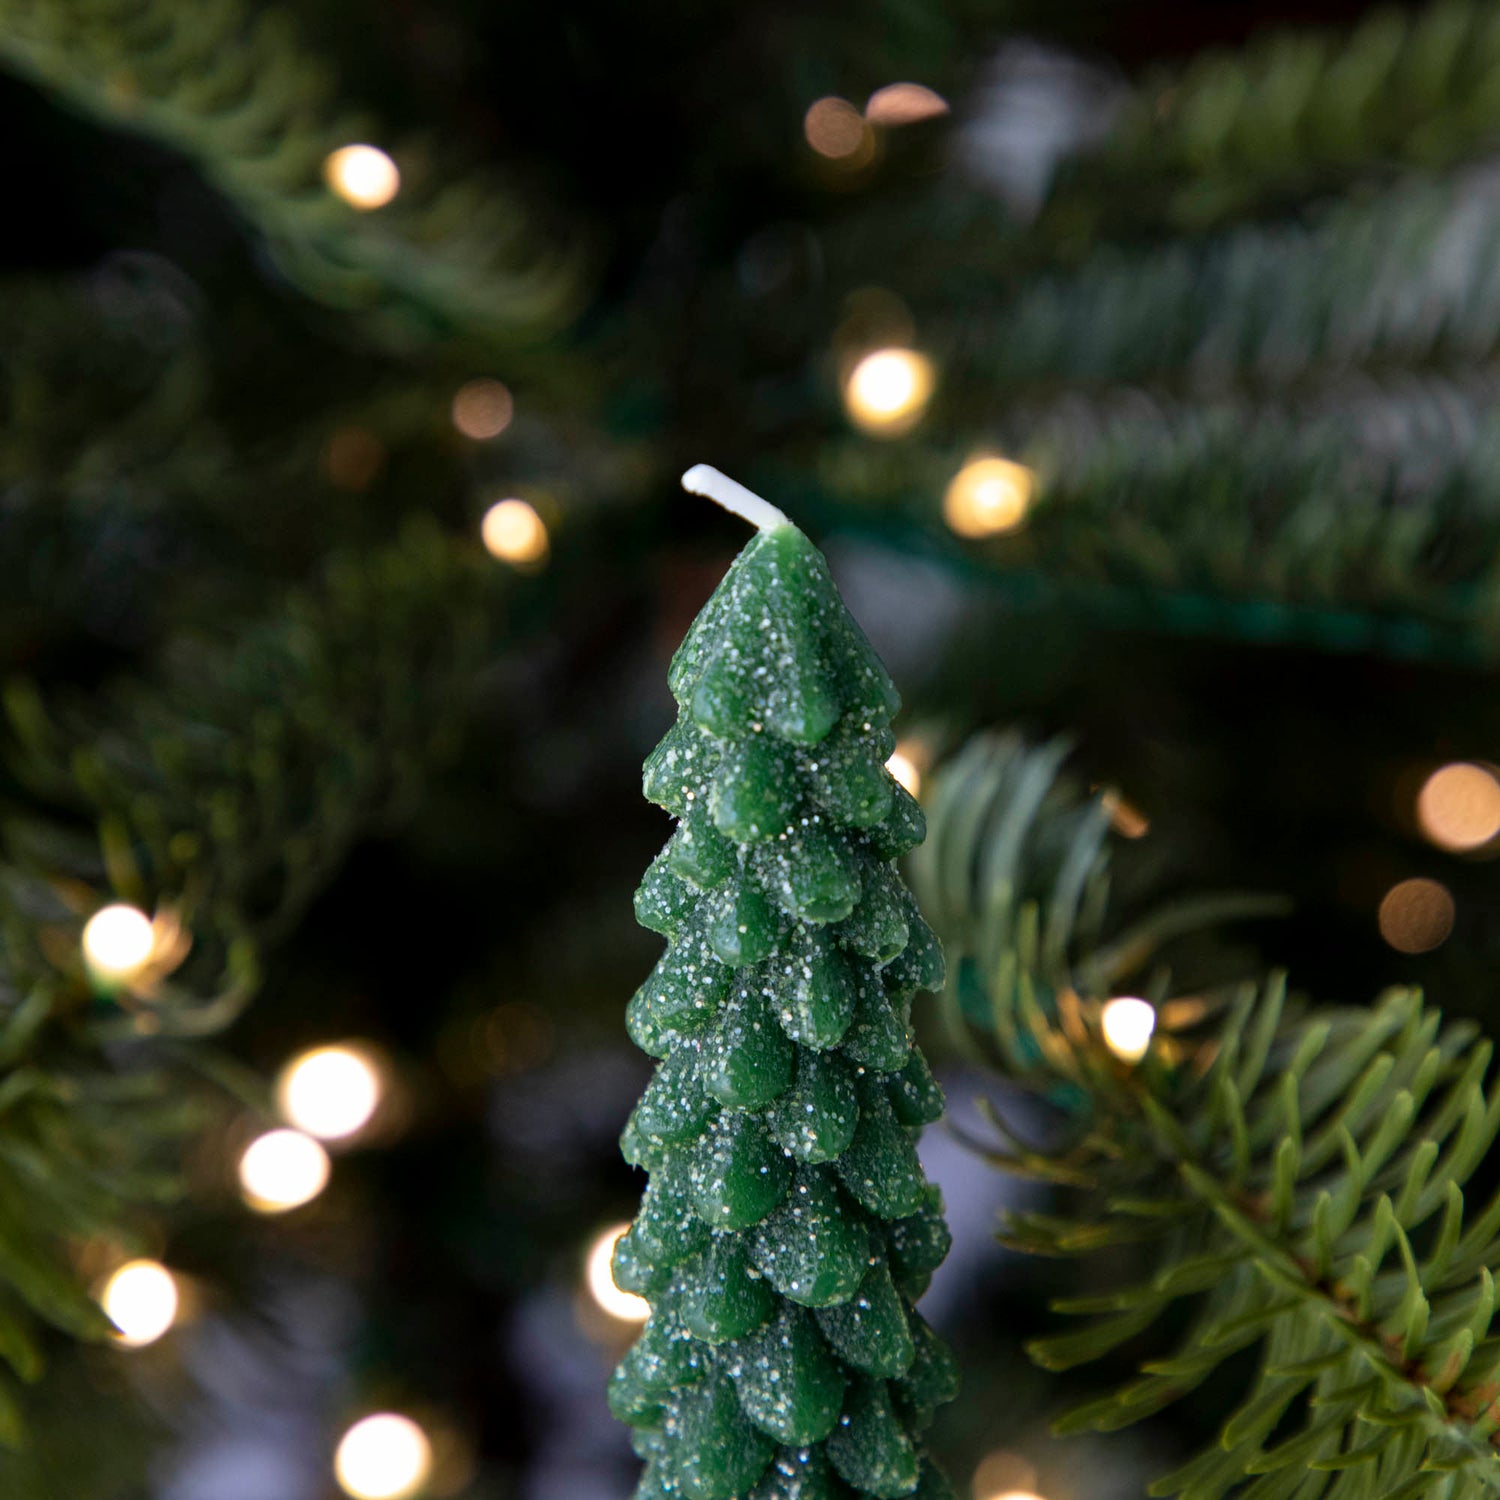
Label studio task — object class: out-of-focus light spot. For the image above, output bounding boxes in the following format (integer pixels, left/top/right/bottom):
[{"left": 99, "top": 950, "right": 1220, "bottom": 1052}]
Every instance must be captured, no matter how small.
[
  {"left": 944, "top": 457, "right": 1035, "bottom": 538},
  {"left": 99, "top": 1259, "right": 179, "bottom": 1348},
  {"left": 1379, "top": 878, "right": 1455, "bottom": 954},
  {"left": 335, "top": 1413, "right": 433, "bottom": 1500},
  {"left": 866, "top": 82, "right": 950, "bottom": 126},
  {"left": 804, "top": 97, "right": 871, "bottom": 160},
  {"left": 587, "top": 1224, "right": 650, "bottom": 1323},
  {"left": 1416, "top": 763, "right": 1500, "bottom": 852},
  {"left": 277, "top": 1045, "right": 383, "bottom": 1142},
  {"left": 451, "top": 380, "right": 514, "bottom": 440},
  {"left": 886, "top": 746, "right": 923, "bottom": 799},
  {"left": 1101, "top": 996, "right": 1156, "bottom": 1064},
  {"left": 324, "top": 426, "right": 387, "bottom": 492},
  {"left": 483, "top": 1001, "right": 554, "bottom": 1075},
  {"left": 843, "top": 348, "right": 934, "bottom": 436},
  {"left": 325, "top": 145, "right": 400, "bottom": 210},
  {"left": 972, "top": 1448, "right": 1041, "bottom": 1500},
  {"left": 1101, "top": 788, "right": 1150, "bottom": 839},
  {"left": 239, "top": 1129, "right": 331, "bottom": 1214},
  {"left": 83, "top": 904, "right": 156, "bottom": 982},
  {"left": 481, "top": 498, "right": 549, "bottom": 568}
]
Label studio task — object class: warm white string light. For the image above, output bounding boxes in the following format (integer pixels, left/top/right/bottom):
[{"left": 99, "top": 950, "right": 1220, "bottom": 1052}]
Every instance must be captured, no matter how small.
[
  {"left": 324, "top": 145, "right": 400, "bottom": 210},
  {"left": 82, "top": 903, "right": 156, "bottom": 982},
  {"left": 886, "top": 745, "right": 923, "bottom": 799},
  {"left": 99, "top": 1259, "right": 180, "bottom": 1348},
  {"left": 335, "top": 1413, "right": 433, "bottom": 1500},
  {"left": 943, "top": 456, "right": 1036, "bottom": 537},
  {"left": 480, "top": 498, "right": 549, "bottom": 566},
  {"left": 1100, "top": 996, "right": 1156, "bottom": 1064},
  {"left": 585, "top": 1223, "right": 650, "bottom": 1322},
  {"left": 277, "top": 1045, "right": 383, "bottom": 1142},
  {"left": 843, "top": 348, "right": 934, "bottom": 436},
  {"left": 238, "top": 1129, "right": 331, "bottom": 1213}
]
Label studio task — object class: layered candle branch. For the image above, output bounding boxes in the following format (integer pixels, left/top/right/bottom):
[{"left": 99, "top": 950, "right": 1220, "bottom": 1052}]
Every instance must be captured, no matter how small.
[{"left": 610, "top": 514, "right": 957, "bottom": 1500}]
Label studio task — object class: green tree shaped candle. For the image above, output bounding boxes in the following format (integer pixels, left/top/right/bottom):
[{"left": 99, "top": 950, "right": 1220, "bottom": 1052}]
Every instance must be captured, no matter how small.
[{"left": 609, "top": 466, "right": 957, "bottom": 1500}]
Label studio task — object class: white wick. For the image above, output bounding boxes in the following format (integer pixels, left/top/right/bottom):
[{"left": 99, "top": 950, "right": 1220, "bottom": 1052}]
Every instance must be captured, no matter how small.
[{"left": 681, "top": 464, "right": 791, "bottom": 531}]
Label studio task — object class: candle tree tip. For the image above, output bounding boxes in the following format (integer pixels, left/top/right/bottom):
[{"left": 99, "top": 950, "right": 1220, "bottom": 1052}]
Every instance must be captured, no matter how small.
[{"left": 681, "top": 464, "right": 791, "bottom": 532}]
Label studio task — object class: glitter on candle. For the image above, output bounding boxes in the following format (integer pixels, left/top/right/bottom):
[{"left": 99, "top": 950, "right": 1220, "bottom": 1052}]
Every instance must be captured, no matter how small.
[
  {"left": 82, "top": 903, "right": 156, "bottom": 982},
  {"left": 99, "top": 1259, "right": 179, "bottom": 1348},
  {"left": 481, "top": 498, "right": 549, "bottom": 567},
  {"left": 324, "top": 145, "right": 400, "bottom": 210},
  {"left": 335, "top": 1414, "right": 433, "bottom": 1500},
  {"left": 587, "top": 1224, "right": 650, "bottom": 1322},
  {"left": 1378, "top": 878, "right": 1455, "bottom": 954},
  {"left": 1101, "top": 996, "right": 1156, "bottom": 1063},
  {"left": 452, "top": 379, "right": 514, "bottom": 440},
  {"left": 944, "top": 457, "right": 1036, "bottom": 537},
  {"left": 238, "top": 1129, "right": 331, "bottom": 1213},
  {"left": 277, "top": 1045, "right": 383, "bottom": 1142},
  {"left": 843, "top": 349, "right": 935, "bottom": 437},
  {"left": 1416, "top": 763, "right": 1500, "bottom": 852}
]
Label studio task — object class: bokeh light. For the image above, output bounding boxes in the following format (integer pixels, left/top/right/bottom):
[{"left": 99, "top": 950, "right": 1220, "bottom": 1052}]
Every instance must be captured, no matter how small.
[
  {"left": 324, "top": 145, "right": 401, "bottom": 210},
  {"left": 804, "top": 97, "right": 871, "bottom": 160},
  {"left": 1101, "top": 788, "right": 1150, "bottom": 839},
  {"left": 99, "top": 1259, "right": 179, "bottom": 1348},
  {"left": 335, "top": 1413, "right": 433, "bottom": 1500},
  {"left": 943, "top": 457, "right": 1036, "bottom": 538},
  {"left": 82, "top": 903, "right": 156, "bottom": 982},
  {"left": 1101, "top": 996, "right": 1156, "bottom": 1063},
  {"left": 865, "top": 82, "right": 950, "bottom": 126},
  {"left": 481, "top": 498, "right": 549, "bottom": 568},
  {"left": 451, "top": 379, "right": 514, "bottom": 440},
  {"left": 843, "top": 348, "right": 934, "bottom": 436},
  {"left": 972, "top": 1449, "right": 1041, "bottom": 1500},
  {"left": 886, "top": 746, "right": 923, "bottom": 799},
  {"left": 324, "top": 426, "right": 387, "bottom": 492},
  {"left": 586, "top": 1224, "right": 650, "bottom": 1322},
  {"left": 1378, "top": 878, "right": 1455, "bottom": 954},
  {"left": 1416, "top": 762, "right": 1500, "bottom": 852},
  {"left": 238, "top": 1129, "right": 331, "bottom": 1214},
  {"left": 277, "top": 1045, "right": 383, "bottom": 1142}
]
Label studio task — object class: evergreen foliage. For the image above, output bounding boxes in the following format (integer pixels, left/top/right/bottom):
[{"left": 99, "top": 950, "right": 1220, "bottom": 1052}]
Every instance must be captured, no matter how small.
[
  {"left": 1045, "top": 0, "right": 1500, "bottom": 236},
  {"left": 0, "top": 524, "right": 501, "bottom": 1460},
  {"left": 0, "top": 0, "right": 586, "bottom": 345},
  {"left": 916, "top": 735, "right": 1500, "bottom": 1499},
  {"left": 610, "top": 520, "right": 957, "bottom": 1500}
]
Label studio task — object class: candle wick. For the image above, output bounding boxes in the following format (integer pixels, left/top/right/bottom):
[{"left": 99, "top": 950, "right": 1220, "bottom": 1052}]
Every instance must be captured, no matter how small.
[{"left": 681, "top": 464, "right": 791, "bottom": 531}]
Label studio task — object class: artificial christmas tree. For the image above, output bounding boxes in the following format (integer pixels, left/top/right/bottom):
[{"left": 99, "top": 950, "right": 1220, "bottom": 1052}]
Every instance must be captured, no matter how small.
[{"left": 607, "top": 470, "right": 957, "bottom": 1500}]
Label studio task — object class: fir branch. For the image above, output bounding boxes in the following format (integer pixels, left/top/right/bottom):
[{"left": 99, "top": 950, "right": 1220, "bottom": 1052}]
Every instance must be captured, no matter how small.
[
  {"left": 6, "top": 518, "right": 500, "bottom": 982},
  {"left": 810, "top": 365, "right": 1500, "bottom": 662},
  {"left": 915, "top": 733, "right": 1500, "bottom": 1498},
  {"left": 0, "top": 0, "right": 588, "bottom": 346},
  {"left": 1044, "top": 0, "right": 1500, "bottom": 237},
  {"left": 945, "top": 173, "right": 1500, "bottom": 403},
  {"left": 0, "top": 522, "right": 503, "bottom": 1451}
]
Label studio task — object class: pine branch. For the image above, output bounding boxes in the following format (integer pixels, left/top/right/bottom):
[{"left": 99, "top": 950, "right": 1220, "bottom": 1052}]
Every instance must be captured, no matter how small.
[
  {"left": 945, "top": 173, "right": 1500, "bottom": 404},
  {"left": 0, "top": 0, "right": 588, "bottom": 347},
  {"left": 0, "top": 522, "right": 504, "bottom": 1449},
  {"left": 915, "top": 734, "right": 1500, "bottom": 1498},
  {"left": 1043, "top": 0, "right": 1500, "bottom": 238},
  {"left": 6, "top": 518, "right": 500, "bottom": 988}
]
